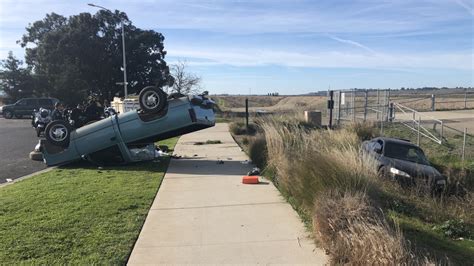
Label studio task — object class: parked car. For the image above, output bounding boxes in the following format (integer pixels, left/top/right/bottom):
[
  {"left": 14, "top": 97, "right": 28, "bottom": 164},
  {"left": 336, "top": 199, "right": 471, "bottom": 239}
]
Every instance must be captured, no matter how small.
[
  {"left": 39, "top": 86, "right": 215, "bottom": 166},
  {"left": 1, "top": 98, "right": 59, "bottom": 119},
  {"left": 361, "top": 137, "right": 446, "bottom": 192}
]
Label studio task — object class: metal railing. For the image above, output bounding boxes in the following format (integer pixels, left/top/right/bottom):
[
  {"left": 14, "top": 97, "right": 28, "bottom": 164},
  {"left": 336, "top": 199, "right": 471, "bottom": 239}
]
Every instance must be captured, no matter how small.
[{"left": 392, "top": 102, "right": 443, "bottom": 145}]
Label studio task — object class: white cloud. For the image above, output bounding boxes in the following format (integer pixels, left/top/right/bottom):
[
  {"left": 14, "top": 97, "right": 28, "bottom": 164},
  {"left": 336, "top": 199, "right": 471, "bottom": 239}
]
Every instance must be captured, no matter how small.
[
  {"left": 328, "top": 36, "right": 375, "bottom": 54},
  {"left": 168, "top": 46, "right": 473, "bottom": 70},
  {"left": 453, "top": 0, "right": 474, "bottom": 15}
]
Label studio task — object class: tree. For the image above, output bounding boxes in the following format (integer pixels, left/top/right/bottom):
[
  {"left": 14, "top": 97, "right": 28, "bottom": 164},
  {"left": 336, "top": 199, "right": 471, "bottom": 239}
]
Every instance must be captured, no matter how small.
[
  {"left": 18, "top": 11, "right": 173, "bottom": 104},
  {"left": 0, "top": 52, "right": 37, "bottom": 101},
  {"left": 169, "top": 60, "right": 201, "bottom": 95}
]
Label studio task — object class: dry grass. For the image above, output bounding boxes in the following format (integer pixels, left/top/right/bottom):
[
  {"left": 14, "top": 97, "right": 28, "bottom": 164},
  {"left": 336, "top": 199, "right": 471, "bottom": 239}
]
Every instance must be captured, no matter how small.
[
  {"left": 313, "top": 190, "right": 417, "bottom": 265},
  {"left": 219, "top": 96, "right": 326, "bottom": 113},
  {"left": 261, "top": 118, "right": 375, "bottom": 211},
  {"left": 258, "top": 117, "right": 444, "bottom": 264}
]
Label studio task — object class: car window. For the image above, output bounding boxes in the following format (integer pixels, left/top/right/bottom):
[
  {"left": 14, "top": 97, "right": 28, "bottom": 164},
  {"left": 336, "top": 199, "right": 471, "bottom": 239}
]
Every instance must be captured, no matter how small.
[
  {"left": 26, "top": 99, "right": 37, "bottom": 106},
  {"left": 16, "top": 99, "right": 27, "bottom": 106},
  {"left": 384, "top": 143, "right": 430, "bottom": 165},
  {"left": 373, "top": 141, "right": 382, "bottom": 153},
  {"left": 38, "top": 99, "right": 52, "bottom": 106}
]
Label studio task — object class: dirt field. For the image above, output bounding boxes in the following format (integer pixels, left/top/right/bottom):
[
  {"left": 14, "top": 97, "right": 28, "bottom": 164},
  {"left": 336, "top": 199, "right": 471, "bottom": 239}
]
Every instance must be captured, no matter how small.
[{"left": 215, "top": 95, "right": 327, "bottom": 113}]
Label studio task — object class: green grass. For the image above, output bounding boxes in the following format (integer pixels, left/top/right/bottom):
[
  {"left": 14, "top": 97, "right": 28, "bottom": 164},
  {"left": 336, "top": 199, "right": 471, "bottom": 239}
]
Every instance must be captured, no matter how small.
[
  {"left": 389, "top": 212, "right": 474, "bottom": 265},
  {"left": 0, "top": 137, "right": 179, "bottom": 264}
]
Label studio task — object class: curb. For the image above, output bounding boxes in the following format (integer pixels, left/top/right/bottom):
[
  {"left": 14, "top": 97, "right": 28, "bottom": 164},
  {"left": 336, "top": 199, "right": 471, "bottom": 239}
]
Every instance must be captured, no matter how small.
[{"left": 0, "top": 167, "right": 56, "bottom": 188}]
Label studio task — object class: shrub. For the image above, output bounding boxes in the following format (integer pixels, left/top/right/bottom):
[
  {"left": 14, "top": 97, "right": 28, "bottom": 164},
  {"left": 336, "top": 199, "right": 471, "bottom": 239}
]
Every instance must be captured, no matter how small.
[
  {"left": 349, "top": 122, "right": 378, "bottom": 141},
  {"left": 433, "top": 219, "right": 470, "bottom": 239},
  {"left": 248, "top": 134, "right": 267, "bottom": 168},
  {"left": 229, "top": 122, "right": 257, "bottom": 135}
]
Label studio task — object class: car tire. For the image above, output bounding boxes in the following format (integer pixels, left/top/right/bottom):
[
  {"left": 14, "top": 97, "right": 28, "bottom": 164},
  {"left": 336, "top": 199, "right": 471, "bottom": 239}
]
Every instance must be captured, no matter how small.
[
  {"left": 29, "top": 151, "right": 43, "bottom": 161},
  {"left": 45, "top": 120, "right": 72, "bottom": 147},
  {"left": 139, "top": 86, "right": 167, "bottom": 114},
  {"left": 3, "top": 110, "right": 13, "bottom": 119}
]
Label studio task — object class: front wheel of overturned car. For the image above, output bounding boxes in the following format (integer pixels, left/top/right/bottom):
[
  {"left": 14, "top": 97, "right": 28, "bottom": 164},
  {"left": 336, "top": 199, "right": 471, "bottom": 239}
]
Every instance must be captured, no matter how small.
[
  {"left": 45, "top": 120, "right": 72, "bottom": 147},
  {"left": 138, "top": 86, "right": 167, "bottom": 114}
]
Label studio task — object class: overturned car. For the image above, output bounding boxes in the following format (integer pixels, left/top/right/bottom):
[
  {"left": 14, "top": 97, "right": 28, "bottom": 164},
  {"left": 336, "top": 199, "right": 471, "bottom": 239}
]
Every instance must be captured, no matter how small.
[{"left": 39, "top": 86, "right": 215, "bottom": 166}]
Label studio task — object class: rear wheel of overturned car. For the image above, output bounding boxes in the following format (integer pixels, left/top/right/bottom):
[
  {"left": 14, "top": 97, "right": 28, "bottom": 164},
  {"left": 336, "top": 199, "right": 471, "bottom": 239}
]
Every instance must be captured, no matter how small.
[
  {"left": 139, "top": 86, "right": 167, "bottom": 114},
  {"left": 45, "top": 120, "right": 72, "bottom": 147},
  {"left": 3, "top": 110, "right": 13, "bottom": 119}
]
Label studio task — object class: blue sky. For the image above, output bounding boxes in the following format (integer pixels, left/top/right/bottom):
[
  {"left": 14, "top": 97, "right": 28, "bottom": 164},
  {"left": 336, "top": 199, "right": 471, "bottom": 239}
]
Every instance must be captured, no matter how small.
[{"left": 0, "top": 0, "right": 473, "bottom": 94}]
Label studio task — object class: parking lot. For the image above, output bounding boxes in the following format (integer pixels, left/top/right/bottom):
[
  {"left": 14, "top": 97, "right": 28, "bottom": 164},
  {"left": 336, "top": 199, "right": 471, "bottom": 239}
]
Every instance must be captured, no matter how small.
[{"left": 0, "top": 118, "right": 46, "bottom": 183}]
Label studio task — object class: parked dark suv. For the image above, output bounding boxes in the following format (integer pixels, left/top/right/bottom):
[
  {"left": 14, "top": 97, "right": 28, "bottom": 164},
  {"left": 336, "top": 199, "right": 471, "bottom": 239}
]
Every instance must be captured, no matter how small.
[
  {"left": 0, "top": 98, "right": 59, "bottom": 119},
  {"left": 362, "top": 137, "right": 446, "bottom": 192}
]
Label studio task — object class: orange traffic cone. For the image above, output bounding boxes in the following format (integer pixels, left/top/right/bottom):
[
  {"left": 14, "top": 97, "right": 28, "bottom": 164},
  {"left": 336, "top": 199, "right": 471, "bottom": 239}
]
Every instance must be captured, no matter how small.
[{"left": 242, "top": 175, "right": 259, "bottom": 184}]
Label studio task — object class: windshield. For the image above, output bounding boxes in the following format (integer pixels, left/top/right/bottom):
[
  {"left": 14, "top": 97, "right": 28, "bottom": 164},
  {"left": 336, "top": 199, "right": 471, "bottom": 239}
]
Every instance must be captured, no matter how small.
[{"left": 384, "top": 143, "right": 430, "bottom": 165}]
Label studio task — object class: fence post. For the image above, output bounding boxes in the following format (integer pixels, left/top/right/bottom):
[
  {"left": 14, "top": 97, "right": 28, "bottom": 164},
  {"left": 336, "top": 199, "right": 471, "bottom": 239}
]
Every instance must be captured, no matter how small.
[
  {"left": 389, "top": 102, "right": 394, "bottom": 122},
  {"left": 380, "top": 102, "right": 384, "bottom": 134},
  {"left": 431, "top": 94, "right": 436, "bottom": 111},
  {"left": 462, "top": 128, "right": 467, "bottom": 165},
  {"left": 352, "top": 90, "right": 356, "bottom": 121},
  {"left": 245, "top": 98, "right": 249, "bottom": 131},
  {"left": 440, "top": 120, "right": 444, "bottom": 143},
  {"left": 417, "top": 117, "right": 421, "bottom": 146},
  {"left": 376, "top": 89, "right": 380, "bottom": 120},
  {"left": 363, "top": 90, "right": 368, "bottom": 121},
  {"left": 337, "top": 91, "right": 342, "bottom": 125},
  {"left": 465, "top": 89, "right": 468, "bottom": 109},
  {"left": 328, "top": 90, "right": 334, "bottom": 129}
]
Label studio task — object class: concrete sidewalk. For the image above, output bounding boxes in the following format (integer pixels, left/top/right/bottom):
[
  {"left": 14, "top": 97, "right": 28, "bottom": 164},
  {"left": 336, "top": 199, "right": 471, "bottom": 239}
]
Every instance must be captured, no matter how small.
[{"left": 128, "top": 123, "right": 327, "bottom": 264}]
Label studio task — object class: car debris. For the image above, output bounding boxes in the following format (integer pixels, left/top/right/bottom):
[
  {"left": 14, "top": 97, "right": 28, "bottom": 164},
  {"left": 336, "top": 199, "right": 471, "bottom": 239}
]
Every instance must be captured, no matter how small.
[
  {"left": 247, "top": 167, "right": 261, "bottom": 176},
  {"left": 37, "top": 87, "right": 216, "bottom": 166}
]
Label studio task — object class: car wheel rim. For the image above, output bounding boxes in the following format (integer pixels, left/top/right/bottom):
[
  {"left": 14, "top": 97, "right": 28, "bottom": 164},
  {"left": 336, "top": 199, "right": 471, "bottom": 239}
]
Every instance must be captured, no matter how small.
[
  {"left": 142, "top": 91, "right": 160, "bottom": 109},
  {"left": 49, "top": 125, "right": 67, "bottom": 142}
]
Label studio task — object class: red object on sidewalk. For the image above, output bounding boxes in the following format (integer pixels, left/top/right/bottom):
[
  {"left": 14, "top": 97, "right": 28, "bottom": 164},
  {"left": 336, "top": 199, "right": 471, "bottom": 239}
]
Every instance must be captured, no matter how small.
[{"left": 242, "top": 175, "right": 259, "bottom": 184}]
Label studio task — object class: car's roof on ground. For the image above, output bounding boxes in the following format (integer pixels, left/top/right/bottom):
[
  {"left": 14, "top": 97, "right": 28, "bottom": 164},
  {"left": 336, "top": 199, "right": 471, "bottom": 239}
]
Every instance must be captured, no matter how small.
[{"left": 376, "top": 137, "right": 418, "bottom": 147}]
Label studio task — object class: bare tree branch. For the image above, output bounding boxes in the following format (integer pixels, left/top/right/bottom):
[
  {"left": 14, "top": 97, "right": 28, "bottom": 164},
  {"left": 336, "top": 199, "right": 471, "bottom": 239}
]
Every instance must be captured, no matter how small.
[{"left": 169, "top": 60, "right": 201, "bottom": 95}]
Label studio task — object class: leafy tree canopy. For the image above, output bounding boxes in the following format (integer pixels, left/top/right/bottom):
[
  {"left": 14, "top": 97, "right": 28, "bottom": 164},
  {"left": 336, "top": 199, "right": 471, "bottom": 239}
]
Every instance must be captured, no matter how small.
[
  {"left": 18, "top": 11, "right": 173, "bottom": 104},
  {"left": 0, "top": 52, "right": 39, "bottom": 101}
]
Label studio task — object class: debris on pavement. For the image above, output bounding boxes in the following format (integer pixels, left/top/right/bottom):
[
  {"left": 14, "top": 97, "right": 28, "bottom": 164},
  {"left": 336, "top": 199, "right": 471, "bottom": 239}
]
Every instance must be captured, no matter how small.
[
  {"left": 247, "top": 167, "right": 261, "bottom": 176},
  {"left": 241, "top": 160, "right": 251, "bottom": 164},
  {"left": 217, "top": 160, "right": 224, "bottom": 164}
]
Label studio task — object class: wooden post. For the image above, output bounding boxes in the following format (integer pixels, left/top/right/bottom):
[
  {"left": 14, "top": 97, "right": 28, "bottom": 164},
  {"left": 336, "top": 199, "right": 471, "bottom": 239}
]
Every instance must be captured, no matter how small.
[
  {"left": 363, "top": 90, "right": 368, "bottom": 121},
  {"left": 431, "top": 94, "right": 436, "bottom": 111},
  {"left": 462, "top": 128, "right": 467, "bottom": 164},
  {"left": 464, "top": 89, "right": 468, "bottom": 109},
  {"left": 417, "top": 117, "right": 421, "bottom": 146},
  {"left": 245, "top": 98, "right": 249, "bottom": 131},
  {"left": 328, "top": 90, "right": 334, "bottom": 128}
]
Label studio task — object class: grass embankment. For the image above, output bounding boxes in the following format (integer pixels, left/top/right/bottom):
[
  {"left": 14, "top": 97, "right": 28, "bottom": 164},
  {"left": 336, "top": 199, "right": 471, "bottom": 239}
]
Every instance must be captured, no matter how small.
[
  {"left": 231, "top": 119, "right": 473, "bottom": 265},
  {"left": 0, "top": 137, "right": 178, "bottom": 264}
]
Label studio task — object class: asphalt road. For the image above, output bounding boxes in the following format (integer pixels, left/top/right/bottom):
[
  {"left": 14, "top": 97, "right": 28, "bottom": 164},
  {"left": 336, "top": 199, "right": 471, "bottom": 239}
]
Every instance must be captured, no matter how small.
[{"left": 0, "top": 117, "right": 47, "bottom": 183}]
